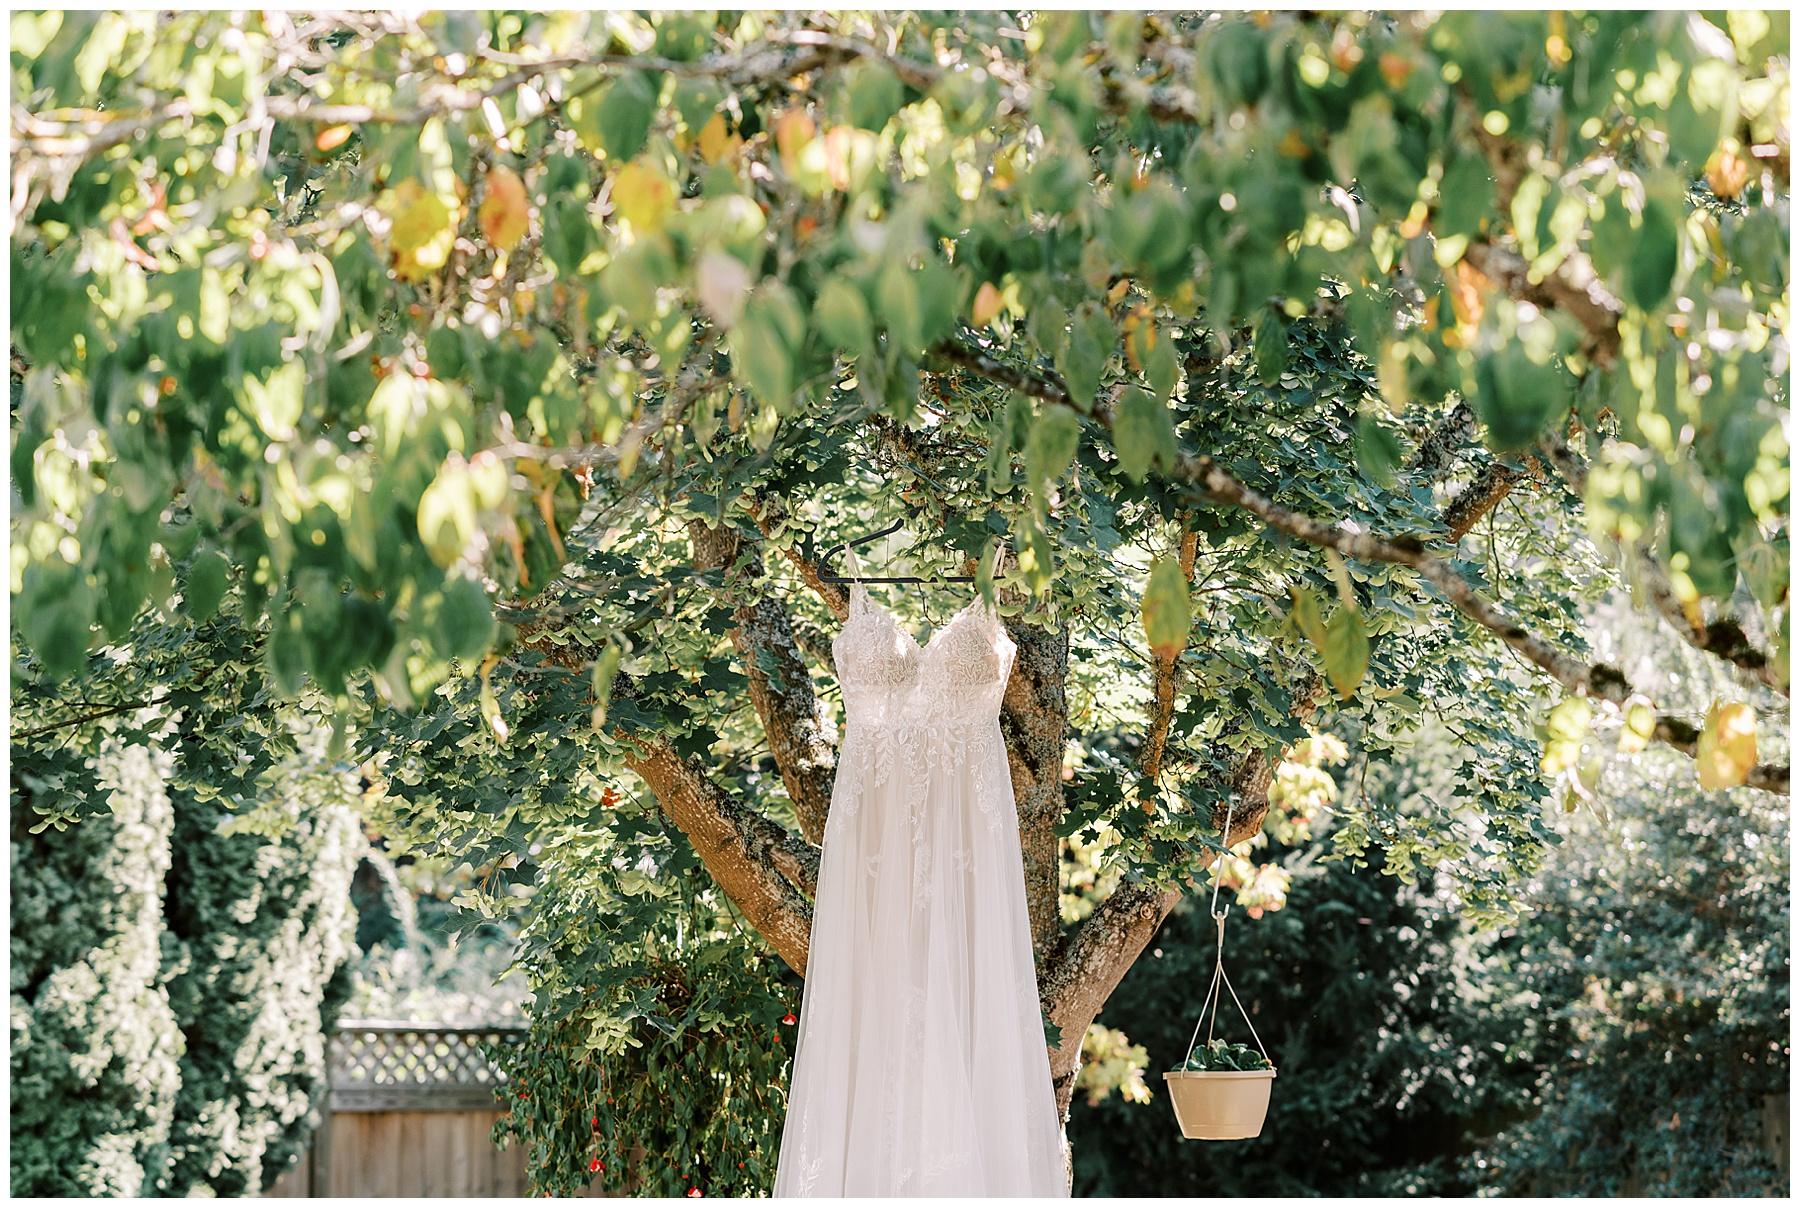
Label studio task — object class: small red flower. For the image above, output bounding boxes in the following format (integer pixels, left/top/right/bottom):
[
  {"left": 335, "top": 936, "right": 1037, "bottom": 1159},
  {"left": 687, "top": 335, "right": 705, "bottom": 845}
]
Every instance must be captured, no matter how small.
[
  {"left": 589, "top": 1159, "right": 602, "bottom": 1173},
  {"left": 687, "top": 1188, "right": 703, "bottom": 1198},
  {"left": 782, "top": 1013, "right": 797, "bottom": 1025},
  {"left": 591, "top": 1117, "right": 599, "bottom": 1128}
]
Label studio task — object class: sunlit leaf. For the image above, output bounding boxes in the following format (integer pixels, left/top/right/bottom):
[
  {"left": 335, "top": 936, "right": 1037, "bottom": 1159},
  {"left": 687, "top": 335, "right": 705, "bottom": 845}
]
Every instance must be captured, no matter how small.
[{"left": 1142, "top": 555, "right": 1191, "bottom": 661}]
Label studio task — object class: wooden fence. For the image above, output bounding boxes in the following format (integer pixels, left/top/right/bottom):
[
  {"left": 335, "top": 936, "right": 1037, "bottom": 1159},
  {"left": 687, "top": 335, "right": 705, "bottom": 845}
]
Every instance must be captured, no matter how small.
[{"left": 267, "top": 1020, "right": 601, "bottom": 1198}]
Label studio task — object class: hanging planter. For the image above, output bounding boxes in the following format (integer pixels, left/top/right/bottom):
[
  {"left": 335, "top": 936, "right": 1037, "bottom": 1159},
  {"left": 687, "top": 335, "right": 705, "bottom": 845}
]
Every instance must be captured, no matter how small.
[
  {"left": 1165, "top": 802, "right": 1276, "bottom": 1142},
  {"left": 1163, "top": 1043, "right": 1275, "bottom": 1140}
]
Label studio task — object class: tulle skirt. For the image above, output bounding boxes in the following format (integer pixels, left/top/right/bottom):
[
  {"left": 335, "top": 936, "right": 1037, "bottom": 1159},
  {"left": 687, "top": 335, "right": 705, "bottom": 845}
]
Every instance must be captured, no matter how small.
[{"left": 773, "top": 715, "right": 1067, "bottom": 1197}]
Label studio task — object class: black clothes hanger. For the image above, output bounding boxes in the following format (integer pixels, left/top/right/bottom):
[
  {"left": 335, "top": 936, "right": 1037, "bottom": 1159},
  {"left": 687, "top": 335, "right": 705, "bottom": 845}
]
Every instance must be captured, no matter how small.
[{"left": 815, "top": 519, "right": 976, "bottom": 584}]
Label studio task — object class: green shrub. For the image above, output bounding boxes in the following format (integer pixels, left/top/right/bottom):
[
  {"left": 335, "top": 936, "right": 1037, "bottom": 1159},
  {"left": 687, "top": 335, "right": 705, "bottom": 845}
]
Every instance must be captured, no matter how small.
[
  {"left": 11, "top": 605, "right": 364, "bottom": 1196},
  {"left": 11, "top": 740, "right": 185, "bottom": 1196},
  {"left": 1469, "top": 751, "right": 1790, "bottom": 1196},
  {"left": 160, "top": 740, "right": 362, "bottom": 1196}
]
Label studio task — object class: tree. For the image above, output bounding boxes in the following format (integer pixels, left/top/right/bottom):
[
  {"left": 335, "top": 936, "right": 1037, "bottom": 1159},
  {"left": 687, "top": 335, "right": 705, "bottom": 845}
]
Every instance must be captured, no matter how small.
[{"left": 10, "top": 9, "right": 1788, "bottom": 1181}]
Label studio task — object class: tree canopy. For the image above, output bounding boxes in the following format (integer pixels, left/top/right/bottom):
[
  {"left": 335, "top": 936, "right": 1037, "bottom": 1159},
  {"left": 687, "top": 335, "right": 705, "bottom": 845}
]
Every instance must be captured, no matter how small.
[{"left": 10, "top": 8, "right": 1790, "bottom": 1189}]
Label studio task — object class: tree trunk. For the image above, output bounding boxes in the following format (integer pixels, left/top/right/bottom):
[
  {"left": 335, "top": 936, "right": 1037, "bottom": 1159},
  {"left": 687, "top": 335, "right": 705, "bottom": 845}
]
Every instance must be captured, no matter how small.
[{"left": 1001, "top": 616, "right": 1071, "bottom": 961}]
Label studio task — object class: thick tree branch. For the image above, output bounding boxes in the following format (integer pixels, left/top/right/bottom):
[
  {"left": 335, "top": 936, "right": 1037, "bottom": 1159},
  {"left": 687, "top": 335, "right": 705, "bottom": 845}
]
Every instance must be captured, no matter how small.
[
  {"left": 511, "top": 626, "right": 822, "bottom": 915},
  {"left": 1442, "top": 460, "right": 1523, "bottom": 542},
  {"left": 1633, "top": 544, "right": 1788, "bottom": 696},
  {"left": 747, "top": 497, "right": 850, "bottom": 623},
  {"left": 691, "top": 520, "right": 839, "bottom": 845},
  {"left": 933, "top": 339, "right": 1789, "bottom": 794},
  {"left": 620, "top": 736, "right": 818, "bottom": 973},
  {"left": 1038, "top": 773, "right": 1272, "bottom": 1118}
]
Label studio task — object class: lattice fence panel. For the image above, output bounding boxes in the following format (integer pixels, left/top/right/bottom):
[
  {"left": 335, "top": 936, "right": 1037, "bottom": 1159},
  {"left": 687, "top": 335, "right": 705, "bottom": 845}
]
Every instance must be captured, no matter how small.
[{"left": 328, "top": 1023, "right": 526, "bottom": 1111}]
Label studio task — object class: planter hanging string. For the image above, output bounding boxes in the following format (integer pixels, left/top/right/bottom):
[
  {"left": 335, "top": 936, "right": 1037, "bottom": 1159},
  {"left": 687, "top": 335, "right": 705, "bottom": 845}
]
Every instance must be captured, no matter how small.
[{"left": 1182, "top": 797, "right": 1271, "bottom": 1068}]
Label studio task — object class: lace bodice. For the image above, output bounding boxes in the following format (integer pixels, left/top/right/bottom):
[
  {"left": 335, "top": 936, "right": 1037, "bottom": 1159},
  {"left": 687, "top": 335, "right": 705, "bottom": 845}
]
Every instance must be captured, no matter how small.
[{"left": 832, "top": 585, "right": 1016, "bottom": 727}]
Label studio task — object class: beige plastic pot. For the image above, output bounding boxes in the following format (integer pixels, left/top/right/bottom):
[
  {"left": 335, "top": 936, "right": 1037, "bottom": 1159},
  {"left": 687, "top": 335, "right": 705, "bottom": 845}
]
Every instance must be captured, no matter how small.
[{"left": 1162, "top": 1068, "right": 1277, "bottom": 1140}]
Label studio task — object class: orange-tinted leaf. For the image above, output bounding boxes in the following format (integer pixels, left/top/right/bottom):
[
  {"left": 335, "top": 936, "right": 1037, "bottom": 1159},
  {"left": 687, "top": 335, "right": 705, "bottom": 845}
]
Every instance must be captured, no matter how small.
[
  {"left": 478, "top": 165, "right": 530, "bottom": 251},
  {"left": 972, "top": 281, "right": 1005, "bottom": 328},
  {"left": 1696, "top": 699, "right": 1757, "bottom": 789}
]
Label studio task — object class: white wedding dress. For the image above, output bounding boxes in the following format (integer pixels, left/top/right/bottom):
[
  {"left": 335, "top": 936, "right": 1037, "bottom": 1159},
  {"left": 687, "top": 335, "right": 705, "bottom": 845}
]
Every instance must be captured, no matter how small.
[{"left": 774, "top": 574, "right": 1067, "bottom": 1197}]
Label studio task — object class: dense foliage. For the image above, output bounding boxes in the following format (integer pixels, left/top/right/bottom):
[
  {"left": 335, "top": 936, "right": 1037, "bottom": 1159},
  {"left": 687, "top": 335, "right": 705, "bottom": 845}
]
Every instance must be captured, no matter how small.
[
  {"left": 1470, "top": 761, "right": 1790, "bottom": 1195},
  {"left": 10, "top": 8, "right": 1789, "bottom": 1195},
  {"left": 1068, "top": 809, "right": 1534, "bottom": 1197},
  {"left": 11, "top": 740, "right": 184, "bottom": 1196},
  {"left": 10, "top": 610, "right": 363, "bottom": 1196},
  {"left": 159, "top": 744, "right": 361, "bottom": 1195},
  {"left": 484, "top": 807, "right": 797, "bottom": 1197}
]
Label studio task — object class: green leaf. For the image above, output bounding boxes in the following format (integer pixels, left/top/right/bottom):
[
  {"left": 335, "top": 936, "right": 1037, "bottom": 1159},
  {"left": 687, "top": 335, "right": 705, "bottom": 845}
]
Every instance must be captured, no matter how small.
[
  {"left": 813, "top": 276, "right": 872, "bottom": 353},
  {"left": 1473, "top": 345, "right": 1571, "bottom": 452},
  {"left": 1288, "top": 584, "right": 1326, "bottom": 649},
  {"left": 591, "top": 642, "right": 624, "bottom": 730},
  {"left": 1141, "top": 555, "right": 1191, "bottom": 661},
  {"left": 1056, "top": 303, "right": 1115, "bottom": 412},
  {"left": 17, "top": 561, "right": 95, "bottom": 680},
  {"left": 1253, "top": 310, "right": 1288, "bottom": 385},
  {"left": 1111, "top": 386, "right": 1179, "bottom": 482},
  {"left": 433, "top": 574, "right": 497, "bottom": 661},
  {"left": 595, "top": 71, "right": 660, "bottom": 162},
  {"left": 1436, "top": 152, "right": 1494, "bottom": 239},
  {"left": 183, "top": 549, "right": 231, "bottom": 622},
  {"left": 1625, "top": 199, "right": 1680, "bottom": 312},
  {"left": 1205, "top": 22, "right": 1270, "bottom": 108},
  {"left": 846, "top": 61, "right": 905, "bottom": 131},
  {"left": 1322, "top": 607, "right": 1369, "bottom": 701},
  {"left": 877, "top": 258, "right": 927, "bottom": 355},
  {"left": 1355, "top": 412, "right": 1404, "bottom": 486},
  {"left": 1024, "top": 403, "right": 1082, "bottom": 512},
  {"left": 1144, "top": 332, "right": 1180, "bottom": 401},
  {"left": 729, "top": 290, "right": 800, "bottom": 408},
  {"left": 267, "top": 616, "right": 308, "bottom": 697},
  {"left": 542, "top": 195, "right": 592, "bottom": 273}
]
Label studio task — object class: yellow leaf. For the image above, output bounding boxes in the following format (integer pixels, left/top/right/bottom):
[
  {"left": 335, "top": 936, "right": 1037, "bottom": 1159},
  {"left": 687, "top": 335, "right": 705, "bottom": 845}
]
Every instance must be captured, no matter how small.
[
  {"left": 384, "top": 179, "right": 456, "bottom": 281},
  {"left": 611, "top": 159, "right": 674, "bottom": 233},
  {"left": 697, "top": 112, "right": 742, "bottom": 164},
  {"left": 1540, "top": 696, "right": 1590, "bottom": 775},
  {"left": 316, "top": 124, "right": 354, "bottom": 152},
  {"left": 1617, "top": 700, "right": 1656, "bottom": 755},
  {"left": 1696, "top": 700, "right": 1757, "bottom": 789},
  {"left": 1706, "top": 146, "right": 1750, "bottom": 202},
  {"left": 478, "top": 164, "right": 530, "bottom": 251},
  {"left": 972, "top": 281, "right": 1006, "bottom": 328},
  {"left": 1288, "top": 584, "right": 1326, "bottom": 650},
  {"left": 1141, "top": 555, "right": 1191, "bottom": 662},
  {"left": 387, "top": 181, "right": 450, "bottom": 252},
  {"left": 479, "top": 656, "right": 509, "bottom": 743}
]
